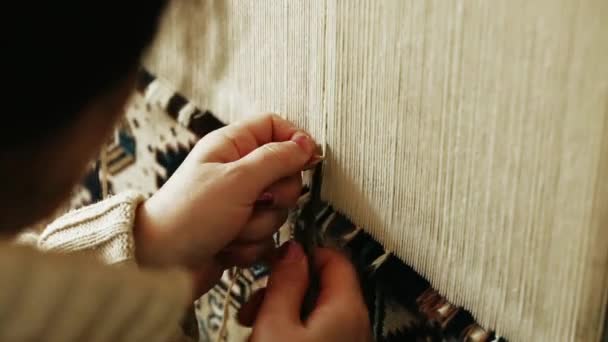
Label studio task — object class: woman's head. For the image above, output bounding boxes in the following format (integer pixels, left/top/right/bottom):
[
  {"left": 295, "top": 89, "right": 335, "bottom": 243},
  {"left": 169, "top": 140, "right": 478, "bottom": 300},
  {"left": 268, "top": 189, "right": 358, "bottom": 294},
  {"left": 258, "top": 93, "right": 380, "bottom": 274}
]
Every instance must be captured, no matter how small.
[{"left": 0, "top": 1, "right": 166, "bottom": 231}]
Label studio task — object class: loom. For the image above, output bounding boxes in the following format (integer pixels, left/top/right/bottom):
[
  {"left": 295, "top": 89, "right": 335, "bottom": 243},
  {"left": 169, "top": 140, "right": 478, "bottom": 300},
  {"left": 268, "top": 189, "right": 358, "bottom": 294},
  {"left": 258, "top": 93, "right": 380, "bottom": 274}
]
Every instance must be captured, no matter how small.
[{"left": 143, "top": 1, "right": 608, "bottom": 340}]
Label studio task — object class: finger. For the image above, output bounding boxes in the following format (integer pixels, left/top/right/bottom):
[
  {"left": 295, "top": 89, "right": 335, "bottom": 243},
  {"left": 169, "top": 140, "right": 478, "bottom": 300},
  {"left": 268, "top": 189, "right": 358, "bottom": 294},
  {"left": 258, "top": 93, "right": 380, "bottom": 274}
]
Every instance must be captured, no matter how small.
[
  {"left": 229, "top": 134, "right": 316, "bottom": 198},
  {"left": 190, "top": 262, "right": 225, "bottom": 300},
  {"left": 217, "top": 239, "right": 276, "bottom": 267},
  {"left": 236, "top": 113, "right": 302, "bottom": 145},
  {"left": 238, "top": 288, "right": 266, "bottom": 327},
  {"left": 309, "top": 248, "right": 366, "bottom": 317},
  {"left": 191, "top": 113, "right": 303, "bottom": 163},
  {"left": 313, "top": 248, "right": 362, "bottom": 304},
  {"left": 235, "top": 209, "right": 288, "bottom": 243},
  {"left": 256, "top": 241, "right": 309, "bottom": 326},
  {"left": 261, "top": 174, "right": 302, "bottom": 209}
]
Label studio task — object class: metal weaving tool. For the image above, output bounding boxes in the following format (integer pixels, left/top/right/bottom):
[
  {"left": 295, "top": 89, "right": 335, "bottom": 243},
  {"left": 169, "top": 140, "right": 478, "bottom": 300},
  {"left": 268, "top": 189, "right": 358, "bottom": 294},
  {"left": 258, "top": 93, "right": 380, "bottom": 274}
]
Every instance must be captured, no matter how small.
[{"left": 294, "top": 161, "right": 324, "bottom": 320}]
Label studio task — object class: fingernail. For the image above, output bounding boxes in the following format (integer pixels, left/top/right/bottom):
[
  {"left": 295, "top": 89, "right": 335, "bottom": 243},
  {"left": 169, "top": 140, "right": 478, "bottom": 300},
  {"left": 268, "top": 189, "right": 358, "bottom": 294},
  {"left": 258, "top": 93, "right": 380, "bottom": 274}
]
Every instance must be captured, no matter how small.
[
  {"left": 254, "top": 192, "right": 274, "bottom": 207},
  {"left": 303, "top": 154, "right": 325, "bottom": 170},
  {"left": 279, "top": 241, "right": 303, "bottom": 263},
  {"left": 291, "top": 132, "right": 313, "bottom": 153}
]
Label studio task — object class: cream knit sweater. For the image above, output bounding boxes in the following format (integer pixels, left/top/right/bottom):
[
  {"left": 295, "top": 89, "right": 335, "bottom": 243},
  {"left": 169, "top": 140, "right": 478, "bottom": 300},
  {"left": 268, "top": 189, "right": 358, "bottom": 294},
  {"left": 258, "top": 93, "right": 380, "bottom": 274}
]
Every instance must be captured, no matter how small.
[{"left": 2, "top": 191, "right": 194, "bottom": 342}]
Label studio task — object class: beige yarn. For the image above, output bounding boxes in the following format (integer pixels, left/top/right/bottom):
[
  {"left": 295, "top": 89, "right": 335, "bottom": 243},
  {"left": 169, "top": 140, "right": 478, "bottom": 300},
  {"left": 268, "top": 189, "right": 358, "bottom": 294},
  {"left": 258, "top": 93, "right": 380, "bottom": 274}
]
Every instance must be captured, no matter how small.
[{"left": 216, "top": 268, "right": 239, "bottom": 342}]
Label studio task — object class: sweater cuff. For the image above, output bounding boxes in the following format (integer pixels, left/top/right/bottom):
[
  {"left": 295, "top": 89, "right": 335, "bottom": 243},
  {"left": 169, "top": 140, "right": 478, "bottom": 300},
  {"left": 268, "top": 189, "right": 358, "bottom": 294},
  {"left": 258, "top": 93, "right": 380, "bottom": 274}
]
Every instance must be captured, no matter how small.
[{"left": 37, "top": 191, "right": 146, "bottom": 265}]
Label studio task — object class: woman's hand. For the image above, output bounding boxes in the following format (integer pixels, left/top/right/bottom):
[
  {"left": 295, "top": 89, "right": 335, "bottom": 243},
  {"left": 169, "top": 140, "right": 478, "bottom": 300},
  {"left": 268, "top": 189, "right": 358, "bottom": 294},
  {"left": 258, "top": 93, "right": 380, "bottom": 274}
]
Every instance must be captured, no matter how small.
[
  {"left": 240, "top": 242, "right": 372, "bottom": 342},
  {"left": 133, "top": 114, "right": 319, "bottom": 295}
]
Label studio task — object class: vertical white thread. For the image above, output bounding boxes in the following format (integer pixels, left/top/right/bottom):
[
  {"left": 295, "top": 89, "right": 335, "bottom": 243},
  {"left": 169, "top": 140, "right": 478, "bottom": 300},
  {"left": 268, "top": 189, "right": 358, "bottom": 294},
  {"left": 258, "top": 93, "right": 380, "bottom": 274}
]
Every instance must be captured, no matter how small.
[{"left": 216, "top": 268, "right": 238, "bottom": 342}]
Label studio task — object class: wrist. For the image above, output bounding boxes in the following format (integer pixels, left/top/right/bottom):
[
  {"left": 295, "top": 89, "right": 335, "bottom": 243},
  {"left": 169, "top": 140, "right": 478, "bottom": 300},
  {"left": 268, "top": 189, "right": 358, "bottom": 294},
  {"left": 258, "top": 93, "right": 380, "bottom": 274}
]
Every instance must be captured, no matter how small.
[{"left": 133, "top": 199, "right": 168, "bottom": 267}]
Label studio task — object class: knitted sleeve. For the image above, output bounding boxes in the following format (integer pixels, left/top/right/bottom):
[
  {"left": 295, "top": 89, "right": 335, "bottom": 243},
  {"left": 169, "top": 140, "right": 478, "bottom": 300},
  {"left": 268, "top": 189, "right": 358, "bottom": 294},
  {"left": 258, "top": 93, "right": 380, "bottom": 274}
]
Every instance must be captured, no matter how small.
[
  {"left": 17, "top": 191, "right": 145, "bottom": 265},
  {"left": 6, "top": 192, "right": 196, "bottom": 341},
  {"left": 0, "top": 244, "right": 193, "bottom": 342}
]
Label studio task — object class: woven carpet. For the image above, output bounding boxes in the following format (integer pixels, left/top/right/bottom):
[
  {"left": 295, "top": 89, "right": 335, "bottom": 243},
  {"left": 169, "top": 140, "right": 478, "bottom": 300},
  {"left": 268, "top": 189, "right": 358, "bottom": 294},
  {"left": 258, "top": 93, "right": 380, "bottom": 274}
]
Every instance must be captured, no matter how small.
[{"left": 68, "top": 69, "right": 506, "bottom": 342}]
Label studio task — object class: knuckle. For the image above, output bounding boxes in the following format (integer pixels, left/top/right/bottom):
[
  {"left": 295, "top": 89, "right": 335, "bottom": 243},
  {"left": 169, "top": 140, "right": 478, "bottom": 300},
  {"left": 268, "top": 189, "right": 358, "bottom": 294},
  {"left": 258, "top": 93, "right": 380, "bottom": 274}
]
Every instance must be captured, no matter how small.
[
  {"left": 260, "top": 143, "right": 287, "bottom": 162},
  {"left": 263, "top": 142, "right": 302, "bottom": 165},
  {"left": 261, "top": 112, "right": 281, "bottom": 121},
  {"left": 191, "top": 132, "right": 215, "bottom": 153},
  {"left": 198, "top": 128, "right": 224, "bottom": 146},
  {"left": 223, "top": 162, "right": 248, "bottom": 182},
  {"left": 251, "top": 112, "right": 279, "bottom": 127},
  {"left": 191, "top": 130, "right": 226, "bottom": 160}
]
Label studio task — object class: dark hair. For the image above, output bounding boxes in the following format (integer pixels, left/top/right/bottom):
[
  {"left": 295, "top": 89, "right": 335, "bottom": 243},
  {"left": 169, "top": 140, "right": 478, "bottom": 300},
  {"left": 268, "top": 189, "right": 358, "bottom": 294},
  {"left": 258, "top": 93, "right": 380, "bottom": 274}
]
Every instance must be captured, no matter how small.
[{"left": 1, "top": 1, "right": 166, "bottom": 146}]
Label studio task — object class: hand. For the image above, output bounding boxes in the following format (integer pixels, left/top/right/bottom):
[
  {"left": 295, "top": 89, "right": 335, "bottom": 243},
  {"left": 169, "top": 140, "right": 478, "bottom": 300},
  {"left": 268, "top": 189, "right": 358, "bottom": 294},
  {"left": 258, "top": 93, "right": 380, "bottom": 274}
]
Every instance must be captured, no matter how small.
[
  {"left": 133, "top": 114, "right": 319, "bottom": 295},
  {"left": 239, "top": 242, "right": 372, "bottom": 342}
]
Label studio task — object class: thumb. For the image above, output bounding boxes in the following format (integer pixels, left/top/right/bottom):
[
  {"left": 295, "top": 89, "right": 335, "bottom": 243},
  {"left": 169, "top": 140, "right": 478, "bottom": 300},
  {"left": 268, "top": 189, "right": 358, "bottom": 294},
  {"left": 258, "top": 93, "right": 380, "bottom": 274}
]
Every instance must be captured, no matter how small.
[
  {"left": 231, "top": 132, "right": 316, "bottom": 197},
  {"left": 256, "top": 241, "right": 309, "bottom": 326}
]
